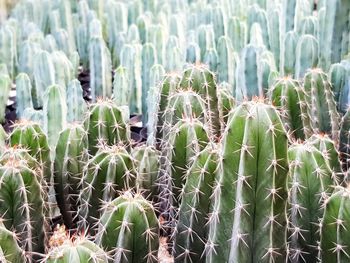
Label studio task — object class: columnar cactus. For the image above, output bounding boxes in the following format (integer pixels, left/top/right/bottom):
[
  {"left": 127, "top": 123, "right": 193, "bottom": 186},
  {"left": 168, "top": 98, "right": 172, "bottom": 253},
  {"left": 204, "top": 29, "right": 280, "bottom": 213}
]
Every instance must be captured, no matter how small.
[
  {"left": 132, "top": 145, "right": 160, "bottom": 202},
  {"left": 281, "top": 31, "right": 298, "bottom": 76},
  {"left": 54, "top": 124, "right": 89, "bottom": 228},
  {"left": 321, "top": 186, "right": 350, "bottom": 262},
  {"left": 113, "top": 66, "right": 129, "bottom": 108},
  {"left": 95, "top": 192, "right": 159, "bottom": 263},
  {"left": 89, "top": 35, "right": 112, "bottom": 101},
  {"left": 179, "top": 64, "right": 220, "bottom": 137},
  {"left": 83, "top": 100, "right": 130, "bottom": 155},
  {"left": 43, "top": 84, "right": 67, "bottom": 149},
  {"left": 304, "top": 69, "right": 340, "bottom": 141},
  {"left": 0, "top": 220, "right": 26, "bottom": 263},
  {"left": 340, "top": 108, "right": 350, "bottom": 176},
  {"left": 287, "top": 142, "right": 336, "bottom": 263},
  {"left": 159, "top": 118, "right": 209, "bottom": 209},
  {"left": 295, "top": 34, "right": 319, "bottom": 79},
  {"left": 78, "top": 145, "right": 136, "bottom": 227},
  {"left": 217, "top": 83, "right": 235, "bottom": 133},
  {"left": 174, "top": 144, "right": 219, "bottom": 263},
  {"left": 45, "top": 225, "right": 108, "bottom": 263},
  {"left": 9, "top": 120, "right": 51, "bottom": 182},
  {"left": 0, "top": 155, "right": 48, "bottom": 256},
  {"left": 308, "top": 134, "right": 343, "bottom": 183},
  {"left": 0, "top": 72, "right": 11, "bottom": 123},
  {"left": 329, "top": 63, "right": 347, "bottom": 113},
  {"left": 206, "top": 100, "right": 289, "bottom": 262},
  {"left": 16, "top": 73, "right": 33, "bottom": 120},
  {"left": 66, "top": 79, "right": 87, "bottom": 123},
  {"left": 269, "top": 77, "right": 312, "bottom": 139}
]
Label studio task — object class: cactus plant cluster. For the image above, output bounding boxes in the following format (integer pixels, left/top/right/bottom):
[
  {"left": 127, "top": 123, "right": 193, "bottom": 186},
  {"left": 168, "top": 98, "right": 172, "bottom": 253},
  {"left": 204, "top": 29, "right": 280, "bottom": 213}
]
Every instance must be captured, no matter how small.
[{"left": 0, "top": 0, "right": 350, "bottom": 263}]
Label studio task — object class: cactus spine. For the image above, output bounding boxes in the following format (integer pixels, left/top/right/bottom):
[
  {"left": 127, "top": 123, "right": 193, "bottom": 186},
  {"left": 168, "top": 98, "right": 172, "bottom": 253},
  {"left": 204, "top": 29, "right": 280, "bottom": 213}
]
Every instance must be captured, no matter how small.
[
  {"left": 321, "top": 186, "right": 350, "bottom": 262},
  {"left": 304, "top": 69, "right": 340, "bottom": 140},
  {"left": 46, "top": 225, "right": 108, "bottom": 263},
  {"left": 0, "top": 220, "right": 26, "bottom": 263},
  {"left": 287, "top": 142, "right": 336, "bottom": 263},
  {"left": 174, "top": 145, "right": 219, "bottom": 262},
  {"left": 54, "top": 124, "right": 89, "bottom": 228},
  {"left": 269, "top": 77, "right": 312, "bottom": 140},
  {"left": 206, "top": 100, "right": 289, "bottom": 262},
  {"left": 84, "top": 100, "right": 130, "bottom": 155},
  {"left": 96, "top": 192, "right": 159, "bottom": 263},
  {"left": 78, "top": 145, "right": 136, "bottom": 227}
]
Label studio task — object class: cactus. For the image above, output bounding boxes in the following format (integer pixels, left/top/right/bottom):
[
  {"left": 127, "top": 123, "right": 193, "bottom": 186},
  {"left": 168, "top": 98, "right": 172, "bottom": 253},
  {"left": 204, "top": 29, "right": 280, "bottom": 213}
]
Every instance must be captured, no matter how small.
[
  {"left": 0, "top": 220, "right": 26, "bottom": 263},
  {"left": 51, "top": 50, "right": 74, "bottom": 89},
  {"left": 180, "top": 64, "right": 220, "bottom": 137},
  {"left": 236, "top": 44, "right": 263, "bottom": 101},
  {"left": 22, "top": 108, "right": 44, "bottom": 127},
  {"left": 54, "top": 124, "right": 89, "bottom": 228},
  {"left": 203, "top": 48, "right": 218, "bottom": 72},
  {"left": 227, "top": 16, "right": 247, "bottom": 53},
  {"left": 141, "top": 43, "right": 157, "bottom": 124},
  {"left": 197, "top": 25, "right": 215, "bottom": 61},
  {"left": 329, "top": 63, "right": 347, "bottom": 112},
  {"left": 164, "top": 35, "right": 182, "bottom": 72},
  {"left": 0, "top": 72, "right": 11, "bottom": 123},
  {"left": 132, "top": 145, "right": 160, "bottom": 202},
  {"left": 33, "top": 50, "right": 55, "bottom": 108},
  {"left": 78, "top": 145, "right": 136, "bottom": 227},
  {"left": 186, "top": 42, "right": 200, "bottom": 64},
  {"left": 66, "top": 79, "right": 87, "bottom": 123},
  {"left": 9, "top": 120, "right": 51, "bottom": 183},
  {"left": 16, "top": 73, "right": 33, "bottom": 120},
  {"left": 269, "top": 77, "right": 312, "bottom": 140},
  {"left": 308, "top": 134, "right": 343, "bottom": 183},
  {"left": 89, "top": 35, "right": 112, "bottom": 101},
  {"left": 304, "top": 69, "right": 340, "bottom": 140},
  {"left": 321, "top": 186, "right": 350, "bottom": 262},
  {"left": 281, "top": 31, "right": 298, "bottom": 76},
  {"left": 340, "top": 108, "right": 350, "bottom": 176},
  {"left": 83, "top": 100, "right": 130, "bottom": 155},
  {"left": 206, "top": 100, "right": 289, "bottom": 262},
  {"left": 174, "top": 144, "right": 219, "bottom": 263},
  {"left": 217, "top": 36, "right": 236, "bottom": 88},
  {"left": 160, "top": 118, "right": 210, "bottom": 210},
  {"left": 319, "top": 0, "right": 350, "bottom": 69},
  {"left": 287, "top": 142, "right": 336, "bottom": 263},
  {"left": 113, "top": 66, "right": 129, "bottom": 107},
  {"left": 0, "top": 24, "right": 17, "bottom": 79},
  {"left": 43, "top": 84, "right": 67, "bottom": 150},
  {"left": 120, "top": 44, "right": 142, "bottom": 114},
  {"left": 217, "top": 82, "right": 235, "bottom": 133},
  {"left": 95, "top": 191, "right": 159, "bottom": 263},
  {"left": 295, "top": 34, "right": 319, "bottom": 79},
  {"left": 0, "top": 154, "right": 48, "bottom": 256},
  {"left": 247, "top": 4, "right": 269, "bottom": 48},
  {"left": 45, "top": 225, "right": 108, "bottom": 263}
]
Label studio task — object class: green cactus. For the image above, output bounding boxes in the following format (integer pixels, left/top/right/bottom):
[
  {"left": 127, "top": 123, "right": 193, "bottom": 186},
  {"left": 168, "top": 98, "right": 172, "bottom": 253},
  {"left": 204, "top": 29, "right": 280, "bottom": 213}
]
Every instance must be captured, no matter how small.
[
  {"left": 227, "top": 16, "right": 247, "bottom": 53},
  {"left": 66, "top": 79, "right": 87, "bottom": 123},
  {"left": 269, "top": 76, "right": 312, "bottom": 140},
  {"left": 78, "top": 145, "right": 136, "bottom": 227},
  {"left": 281, "top": 31, "right": 298, "bottom": 76},
  {"left": 0, "top": 72, "right": 11, "bottom": 123},
  {"left": 113, "top": 66, "right": 129, "bottom": 108},
  {"left": 217, "top": 82, "right": 235, "bottom": 134},
  {"left": 43, "top": 84, "right": 67, "bottom": 150},
  {"left": 203, "top": 48, "right": 218, "bottom": 72},
  {"left": 45, "top": 225, "right": 108, "bottom": 263},
  {"left": 287, "top": 142, "right": 336, "bottom": 263},
  {"left": 0, "top": 24, "right": 17, "bottom": 79},
  {"left": 33, "top": 50, "right": 55, "bottom": 108},
  {"left": 160, "top": 118, "right": 210, "bottom": 210},
  {"left": 304, "top": 69, "right": 340, "bottom": 141},
  {"left": 319, "top": 0, "right": 350, "bottom": 69},
  {"left": 0, "top": 153, "right": 48, "bottom": 256},
  {"left": 340, "top": 108, "right": 350, "bottom": 178},
  {"left": 132, "top": 145, "right": 160, "bottom": 202},
  {"left": 0, "top": 220, "right": 26, "bottom": 263},
  {"left": 51, "top": 50, "right": 74, "bottom": 89},
  {"left": 295, "top": 34, "right": 319, "bottom": 79},
  {"left": 186, "top": 42, "right": 201, "bottom": 64},
  {"left": 180, "top": 64, "right": 221, "bottom": 137},
  {"left": 329, "top": 63, "right": 347, "bottom": 112},
  {"left": 217, "top": 36, "right": 236, "bottom": 88},
  {"left": 89, "top": 35, "right": 112, "bottom": 101},
  {"left": 54, "top": 124, "right": 89, "bottom": 228},
  {"left": 83, "top": 100, "right": 130, "bottom": 155},
  {"left": 9, "top": 120, "right": 51, "bottom": 183},
  {"left": 247, "top": 4, "right": 269, "bottom": 48},
  {"left": 95, "top": 191, "right": 159, "bottom": 263},
  {"left": 236, "top": 44, "right": 263, "bottom": 101},
  {"left": 308, "top": 134, "right": 343, "bottom": 183},
  {"left": 174, "top": 144, "right": 219, "bottom": 263},
  {"left": 15, "top": 73, "right": 33, "bottom": 120},
  {"left": 321, "top": 186, "right": 350, "bottom": 262},
  {"left": 206, "top": 100, "right": 289, "bottom": 263}
]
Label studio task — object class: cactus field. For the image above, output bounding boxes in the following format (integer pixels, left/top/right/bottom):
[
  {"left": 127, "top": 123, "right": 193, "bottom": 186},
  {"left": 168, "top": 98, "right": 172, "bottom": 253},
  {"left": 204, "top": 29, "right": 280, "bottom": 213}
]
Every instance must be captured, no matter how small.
[{"left": 1, "top": 0, "right": 350, "bottom": 262}]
